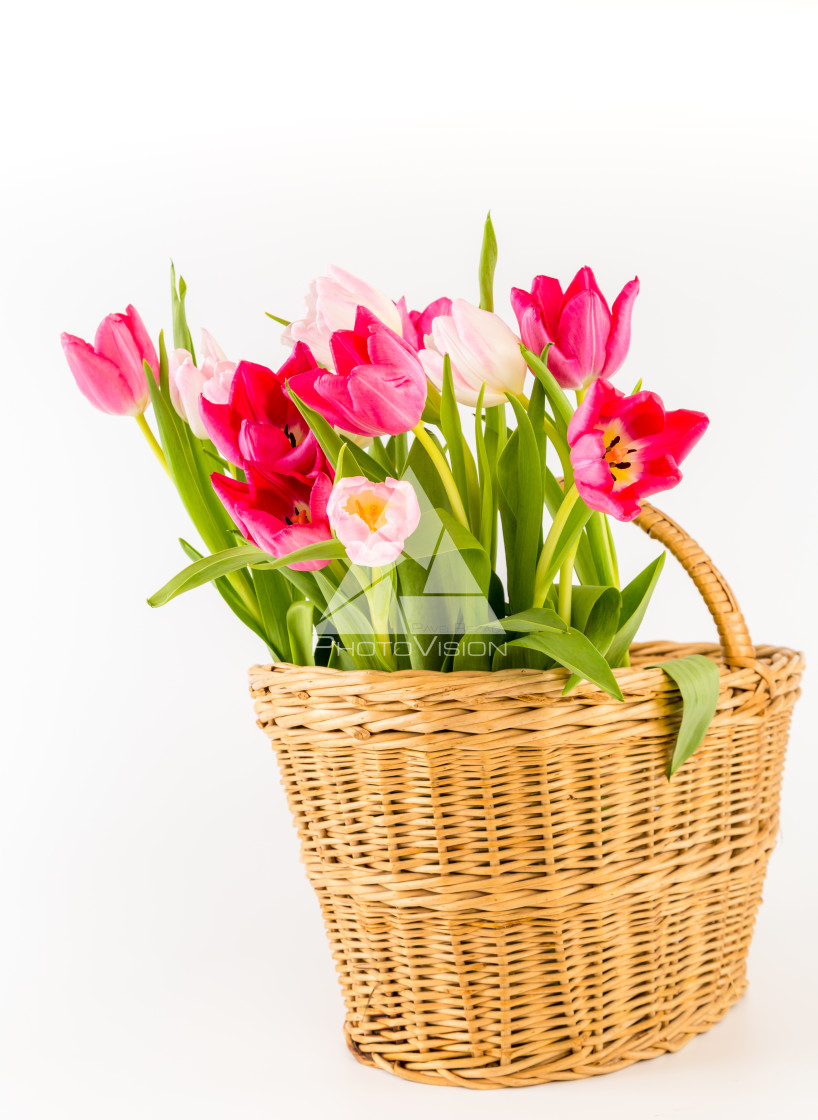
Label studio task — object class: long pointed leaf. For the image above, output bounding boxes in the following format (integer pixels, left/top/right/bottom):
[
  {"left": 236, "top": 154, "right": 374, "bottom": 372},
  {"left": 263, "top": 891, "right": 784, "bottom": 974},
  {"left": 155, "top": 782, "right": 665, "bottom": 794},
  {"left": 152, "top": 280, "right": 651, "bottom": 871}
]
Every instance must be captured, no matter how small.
[
  {"left": 651, "top": 655, "right": 721, "bottom": 777},
  {"left": 478, "top": 211, "right": 498, "bottom": 312},
  {"left": 148, "top": 540, "right": 347, "bottom": 607},
  {"left": 607, "top": 553, "right": 666, "bottom": 668},
  {"left": 506, "top": 629, "right": 624, "bottom": 700}
]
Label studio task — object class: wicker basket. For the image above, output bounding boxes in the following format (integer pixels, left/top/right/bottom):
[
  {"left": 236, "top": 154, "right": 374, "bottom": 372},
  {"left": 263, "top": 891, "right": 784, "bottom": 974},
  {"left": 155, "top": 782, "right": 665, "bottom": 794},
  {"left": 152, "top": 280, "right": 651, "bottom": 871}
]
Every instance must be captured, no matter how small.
[{"left": 249, "top": 502, "right": 803, "bottom": 1089}]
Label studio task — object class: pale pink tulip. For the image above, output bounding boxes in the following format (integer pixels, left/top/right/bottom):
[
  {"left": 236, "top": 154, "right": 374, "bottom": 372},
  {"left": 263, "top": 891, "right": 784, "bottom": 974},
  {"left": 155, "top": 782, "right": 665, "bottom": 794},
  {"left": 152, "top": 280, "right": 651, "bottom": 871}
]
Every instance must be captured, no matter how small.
[
  {"left": 282, "top": 266, "right": 403, "bottom": 366},
  {"left": 327, "top": 475, "right": 421, "bottom": 566},
  {"left": 418, "top": 299, "right": 527, "bottom": 407},
  {"left": 169, "top": 330, "right": 237, "bottom": 439}
]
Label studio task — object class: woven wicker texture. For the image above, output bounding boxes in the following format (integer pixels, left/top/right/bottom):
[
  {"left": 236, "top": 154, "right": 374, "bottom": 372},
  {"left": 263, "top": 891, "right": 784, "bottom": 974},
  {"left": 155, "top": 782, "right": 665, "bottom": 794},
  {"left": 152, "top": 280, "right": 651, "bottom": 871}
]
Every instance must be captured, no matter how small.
[{"left": 250, "top": 502, "right": 803, "bottom": 1088}]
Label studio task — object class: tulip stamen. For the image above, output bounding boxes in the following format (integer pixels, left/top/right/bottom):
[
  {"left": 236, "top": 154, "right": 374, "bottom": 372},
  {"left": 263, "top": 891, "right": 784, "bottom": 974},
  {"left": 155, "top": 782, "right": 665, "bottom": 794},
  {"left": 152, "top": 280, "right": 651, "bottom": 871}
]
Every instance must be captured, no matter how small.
[
  {"left": 284, "top": 424, "right": 298, "bottom": 449},
  {"left": 605, "top": 435, "right": 620, "bottom": 453}
]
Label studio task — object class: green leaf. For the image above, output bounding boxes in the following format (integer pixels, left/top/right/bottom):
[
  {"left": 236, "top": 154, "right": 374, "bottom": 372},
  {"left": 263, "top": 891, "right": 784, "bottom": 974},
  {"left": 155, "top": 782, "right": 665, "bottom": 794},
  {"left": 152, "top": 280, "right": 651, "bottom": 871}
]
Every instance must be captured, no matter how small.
[
  {"left": 148, "top": 540, "right": 347, "bottom": 607},
  {"left": 170, "top": 263, "right": 195, "bottom": 357},
  {"left": 506, "top": 629, "right": 624, "bottom": 700},
  {"left": 563, "top": 586, "right": 622, "bottom": 693},
  {"left": 651, "top": 655, "right": 721, "bottom": 777},
  {"left": 253, "top": 567, "right": 295, "bottom": 661},
  {"left": 473, "top": 387, "right": 495, "bottom": 556},
  {"left": 265, "top": 312, "right": 291, "bottom": 326},
  {"left": 421, "top": 379, "right": 442, "bottom": 425},
  {"left": 536, "top": 493, "right": 594, "bottom": 595},
  {"left": 607, "top": 553, "right": 666, "bottom": 668},
  {"left": 452, "top": 633, "right": 492, "bottom": 672},
  {"left": 503, "top": 394, "right": 544, "bottom": 612},
  {"left": 402, "top": 430, "right": 450, "bottom": 511},
  {"left": 287, "top": 600, "right": 315, "bottom": 666},
  {"left": 440, "top": 354, "right": 478, "bottom": 528},
  {"left": 499, "top": 607, "right": 568, "bottom": 634},
  {"left": 522, "top": 345, "right": 573, "bottom": 431},
  {"left": 145, "top": 350, "right": 233, "bottom": 554},
  {"left": 544, "top": 467, "right": 597, "bottom": 585},
  {"left": 287, "top": 388, "right": 345, "bottom": 467},
  {"left": 478, "top": 211, "right": 498, "bottom": 312},
  {"left": 178, "top": 538, "right": 269, "bottom": 647}
]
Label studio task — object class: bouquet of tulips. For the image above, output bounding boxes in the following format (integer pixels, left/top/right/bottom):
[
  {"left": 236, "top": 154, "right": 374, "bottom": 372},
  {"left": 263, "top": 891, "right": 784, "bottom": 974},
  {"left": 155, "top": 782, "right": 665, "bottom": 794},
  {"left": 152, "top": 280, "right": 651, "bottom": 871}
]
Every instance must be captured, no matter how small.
[{"left": 63, "top": 217, "right": 718, "bottom": 774}]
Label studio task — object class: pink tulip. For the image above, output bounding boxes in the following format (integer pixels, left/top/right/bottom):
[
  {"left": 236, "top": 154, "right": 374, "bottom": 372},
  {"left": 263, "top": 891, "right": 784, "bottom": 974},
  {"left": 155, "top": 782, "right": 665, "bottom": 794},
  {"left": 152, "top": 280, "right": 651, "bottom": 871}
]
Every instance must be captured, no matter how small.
[
  {"left": 169, "top": 330, "right": 237, "bottom": 439},
  {"left": 282, "top": 266, "right": 404, "bottom": 367},
  {"left": 396, "top": 296, "right": 453, "bottom": 351},
  {"left": 327, "top": 476, "right": 421, "bottom": 566},
  {"left": 200, "top": 345, "right": 329, "bottom": 484},
  {"left": 567, "top": 378, "right": 709, "bottom": 521},
  {"left": 284, "top": 308, "right": 427, "bottom": 437},
  {"left": 61, "top": 305, "right": 158, "bottom": 416},
  {"left": 511, "top": 268, "right": 639, "bottom": 390},
  {"left": 211, "top": 469, "right": 334, "bottom": 570},
  {"left": 418, "top": 299, "right": 527, "bottom": 407}
]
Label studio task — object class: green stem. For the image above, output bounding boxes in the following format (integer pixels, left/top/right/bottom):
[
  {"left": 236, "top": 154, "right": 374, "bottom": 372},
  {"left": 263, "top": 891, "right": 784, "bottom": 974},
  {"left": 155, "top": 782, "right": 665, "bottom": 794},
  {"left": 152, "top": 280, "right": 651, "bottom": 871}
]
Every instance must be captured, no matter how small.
[
  {"left": 558, "top": 539, "right": 579, "bottom": 625},
  {"left": 533, "top": 485, "right": 583, "bottom": 606},
  {"left": 604, "top": 514, "right": 620, "bottom": 587},
  {"left": 367, "top": 566, "right": 396, "bottom": 669},
  {"left": 393, "top": 431, "right": 408, "bottom": 473},
  {"left": 587, "top": 513, "right": 617, "bottom": 587},
  {"left": 411, "top": 423, "right": 470, "bottom": 529},
  {"left": 135, "top": 413, "right": 169, "bottom": 476}
]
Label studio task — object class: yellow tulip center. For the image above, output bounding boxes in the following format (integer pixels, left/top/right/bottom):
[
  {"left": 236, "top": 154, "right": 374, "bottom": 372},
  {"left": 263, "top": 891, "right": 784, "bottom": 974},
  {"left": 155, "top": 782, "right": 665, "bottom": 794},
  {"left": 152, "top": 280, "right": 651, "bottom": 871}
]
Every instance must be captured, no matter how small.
[
  {"left": 603, "top": 430, "right": 638, "bottom": 489},
  {"left": 346, "top": 491, "right": 388, "bottom": 532}
]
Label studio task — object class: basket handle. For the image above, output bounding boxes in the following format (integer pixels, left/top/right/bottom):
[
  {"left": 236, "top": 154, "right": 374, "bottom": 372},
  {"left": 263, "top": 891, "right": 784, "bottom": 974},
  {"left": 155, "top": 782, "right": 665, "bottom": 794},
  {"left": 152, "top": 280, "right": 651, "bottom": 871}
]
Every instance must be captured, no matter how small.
[{"left": 634, "top": 501, "right": 756, "bottom": 665}]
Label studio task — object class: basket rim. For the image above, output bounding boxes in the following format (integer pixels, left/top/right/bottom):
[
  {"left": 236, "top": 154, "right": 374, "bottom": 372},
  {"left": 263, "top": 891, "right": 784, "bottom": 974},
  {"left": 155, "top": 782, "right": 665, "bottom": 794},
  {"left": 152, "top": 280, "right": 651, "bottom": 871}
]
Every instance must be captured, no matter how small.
[{"left": 249, "top": 641, "right": 802, "bottom": 696}]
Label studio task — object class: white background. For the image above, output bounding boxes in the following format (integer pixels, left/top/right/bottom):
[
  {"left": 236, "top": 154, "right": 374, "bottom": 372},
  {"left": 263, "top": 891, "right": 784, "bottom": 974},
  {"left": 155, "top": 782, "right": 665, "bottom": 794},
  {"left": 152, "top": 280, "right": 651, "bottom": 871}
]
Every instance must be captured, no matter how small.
[{"left": 2, "top": 1, "right": 817, "bottom": 1116}]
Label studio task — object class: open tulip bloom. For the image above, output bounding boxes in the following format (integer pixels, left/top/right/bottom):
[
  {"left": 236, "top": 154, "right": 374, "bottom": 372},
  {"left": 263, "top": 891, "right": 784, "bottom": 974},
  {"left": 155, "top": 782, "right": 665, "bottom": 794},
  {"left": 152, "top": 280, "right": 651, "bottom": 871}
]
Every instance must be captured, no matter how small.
[{"left": 64, "top": 219, "right": 723, "bottom": 771}]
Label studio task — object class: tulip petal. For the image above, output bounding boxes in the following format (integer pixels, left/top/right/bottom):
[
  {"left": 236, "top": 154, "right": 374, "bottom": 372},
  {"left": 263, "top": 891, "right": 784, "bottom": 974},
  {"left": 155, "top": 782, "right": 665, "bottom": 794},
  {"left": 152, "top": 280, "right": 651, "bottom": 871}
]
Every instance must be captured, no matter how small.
[
  {"left": 530, "top": 275, "right": 565, "bottom": 340},
  {"left": 200, "top": 397, "right": 241, "bottom": 464},
  {"left": 61, "top": 333, "right": 146, "bottom": 416},
  {"left": 123, "top": 305, "right": 159, "bottom": 377},
  {"left": 555, "top": 290, "right": 611, "bottom": 385},
  {"left": 602, "top": 277, "right": 639, "bottom": 378}
]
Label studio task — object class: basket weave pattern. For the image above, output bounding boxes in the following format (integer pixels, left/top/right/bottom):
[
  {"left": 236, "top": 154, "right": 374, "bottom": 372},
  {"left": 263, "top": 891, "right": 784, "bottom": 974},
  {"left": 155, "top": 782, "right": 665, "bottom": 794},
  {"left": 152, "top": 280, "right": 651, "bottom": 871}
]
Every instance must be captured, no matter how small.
[{"left": 250, "top": 504, "right": 803, "bottom": 1088}]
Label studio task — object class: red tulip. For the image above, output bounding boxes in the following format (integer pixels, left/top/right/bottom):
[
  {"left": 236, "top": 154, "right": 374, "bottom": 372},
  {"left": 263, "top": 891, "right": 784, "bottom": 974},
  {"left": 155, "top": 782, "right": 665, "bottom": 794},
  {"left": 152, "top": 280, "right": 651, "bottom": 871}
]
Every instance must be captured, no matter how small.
[
  {"left": 511, "top": 268, "right": 639, "bottom": 389},
  {"left": 567, "top": 379, "right": 709, "bottom": 521},
  {"left": 61, "top": 306, "right": 158, "bottom": 416},
  {"left": 396, "top": 296, "right": 453, "bottom": 351},
  {"left": 211, "top": 469, "right": 334, "bottom": 570},
  {"left": 284, "top": 308, "right": 427, "bottom": 437},
  {"left": 200, "top": 345, "right": 329, "bottom": 485}
]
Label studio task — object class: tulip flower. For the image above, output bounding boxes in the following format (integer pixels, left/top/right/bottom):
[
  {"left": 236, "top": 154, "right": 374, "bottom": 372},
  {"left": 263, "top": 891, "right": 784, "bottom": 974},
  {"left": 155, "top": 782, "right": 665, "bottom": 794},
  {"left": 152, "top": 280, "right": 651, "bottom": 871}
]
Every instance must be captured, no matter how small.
[
  {"left": 211, "top": 469, "right": 334, "bottom": 570},
  {"left": 200, "top": 345, "right": 329, "bottom": 484},
  {"left": 396, "top": 296, "right": 453, "bottom": 351},
  {"left": 567, "top": 378, "right": 709, "bottom": 521},
  {"left": 169, "top": 330, "right": 237, "bottom": 439},
  {"left": 327, "top": 476, "right": 421, "bottom": 566},
  {"left": 282, "top": 266, "right": 404, "bottom": 367},
  {"left": 284, "top": 308, "right": 427, "bottom": 437},
  {"left": 418, "top": 299, "right": 527, "bottom": 407},
  {"left": 511, "top": 268, "right": 639, "bottom": 390},
  {"left": 61, "top": 305, "right": 158, "bottom": 416}
]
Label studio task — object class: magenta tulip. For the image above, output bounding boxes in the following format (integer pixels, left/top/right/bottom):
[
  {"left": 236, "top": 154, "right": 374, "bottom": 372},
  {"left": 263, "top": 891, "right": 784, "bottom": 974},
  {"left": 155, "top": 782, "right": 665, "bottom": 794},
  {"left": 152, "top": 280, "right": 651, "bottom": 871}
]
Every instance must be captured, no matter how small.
[
  {"left": 567, "top": 379, "right": 709, "bottom": 521},
  {"left": 396, "top": 296, "right": 453, "bottom": 351},
  {"left": 200, "top": 345, "right": 329, "bottom": 485},
  {"left": 211, "top": 469, "right": 334, "bottom": 570},
  {"left": 61, "top": 305, "right": 158, "bottom": 416},
  {"left": 284, "top": 308, "right": 427, "bottom": 437},
  {"left": 511, "top": 268, "right": 639, "bottom": 390}
]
